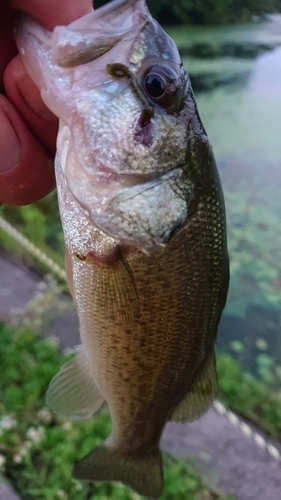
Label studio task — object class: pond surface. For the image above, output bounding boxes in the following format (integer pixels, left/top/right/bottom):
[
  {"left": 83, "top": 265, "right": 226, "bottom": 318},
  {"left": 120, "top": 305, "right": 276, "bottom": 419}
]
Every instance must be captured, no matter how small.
[{"left": 168, "top": 16, "right": 281, "bottom": 380}]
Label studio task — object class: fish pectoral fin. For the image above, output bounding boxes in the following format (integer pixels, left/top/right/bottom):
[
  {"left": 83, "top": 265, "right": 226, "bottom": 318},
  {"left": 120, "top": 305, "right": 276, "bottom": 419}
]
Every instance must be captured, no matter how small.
[
  {"left": 73, "top": 443, "right": 163, "bottom": 499},
  {"left": 95, "top": 256, "right": 140, "bottom": 323},
  {"left": 170, "top": 349, "right": 217, "bottom": 423},
  {"left": 46, "top": 345, "right": 104, "bottom": 421}
]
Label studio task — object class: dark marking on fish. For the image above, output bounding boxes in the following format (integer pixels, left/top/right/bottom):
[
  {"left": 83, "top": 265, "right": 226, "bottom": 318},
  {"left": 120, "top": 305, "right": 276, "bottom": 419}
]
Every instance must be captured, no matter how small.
[
  {"left": 134, "top": 109, "right": 154, "bottom": 146},
  {"left": 107, "top": 63, "right": 131, "bottom": 79}
]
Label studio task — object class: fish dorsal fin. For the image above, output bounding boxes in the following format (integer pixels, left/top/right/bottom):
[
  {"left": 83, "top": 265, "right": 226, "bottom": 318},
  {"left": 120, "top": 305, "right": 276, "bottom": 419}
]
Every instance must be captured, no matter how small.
[
  {"left": 170, "top": 350, "right": 217, "bottom": 423},
  {"left": 46, "top": 346, "right": 104, "bottom": 421}
]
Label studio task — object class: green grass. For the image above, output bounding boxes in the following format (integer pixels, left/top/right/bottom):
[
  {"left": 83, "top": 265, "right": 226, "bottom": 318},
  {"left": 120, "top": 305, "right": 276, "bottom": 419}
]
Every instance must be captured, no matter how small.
[
  {"left": 0, "top": 193, "right": 65, "bottom": 274},
  {"left": 1, "top": 315, "right": 281, "bottom": 500},
  {"left": 217, "top": 353, "right": 281, "bottom": 440},
  {"left": 0, "top": 321, "right": 232, "bottom": 500}
]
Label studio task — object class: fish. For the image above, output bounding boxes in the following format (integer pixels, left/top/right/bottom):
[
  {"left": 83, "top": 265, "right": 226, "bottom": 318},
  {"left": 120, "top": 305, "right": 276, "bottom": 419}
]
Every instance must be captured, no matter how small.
[{"left": 15, "top": 0, "right": 229, "bottom": 498}]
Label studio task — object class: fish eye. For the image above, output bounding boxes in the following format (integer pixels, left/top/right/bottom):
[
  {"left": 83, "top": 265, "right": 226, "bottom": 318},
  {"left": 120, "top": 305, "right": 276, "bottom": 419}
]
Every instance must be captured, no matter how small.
[
  {"left": 145, "top": 73, "right": 166, "bottom": 98},
  {"left": 142, "top": 65, "right": 182, "bottom": 111}
]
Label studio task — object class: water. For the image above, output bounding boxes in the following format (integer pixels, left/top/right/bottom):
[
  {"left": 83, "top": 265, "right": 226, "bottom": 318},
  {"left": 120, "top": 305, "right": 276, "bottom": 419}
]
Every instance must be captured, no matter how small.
[{"left": 168, "top": 16, "right": 281, "bottom": 380}]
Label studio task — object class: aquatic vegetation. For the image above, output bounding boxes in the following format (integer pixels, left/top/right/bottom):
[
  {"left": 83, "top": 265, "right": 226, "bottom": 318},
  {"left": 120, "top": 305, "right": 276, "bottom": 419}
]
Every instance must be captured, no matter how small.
[
  {"left": 223, "top": 175, "right": 281, "bottom": 318},
  {"left": 217, "top": 353, "right": 281, "bottom": 439}
]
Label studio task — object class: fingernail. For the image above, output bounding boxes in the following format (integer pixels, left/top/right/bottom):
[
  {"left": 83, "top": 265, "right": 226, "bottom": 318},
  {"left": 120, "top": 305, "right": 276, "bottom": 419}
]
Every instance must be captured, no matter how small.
[
  {"left": 0, "top": 111, "right": 20, "bottom": 173},
  {"left": 17, "top": 74, "right": 56, "bottom": 121}
]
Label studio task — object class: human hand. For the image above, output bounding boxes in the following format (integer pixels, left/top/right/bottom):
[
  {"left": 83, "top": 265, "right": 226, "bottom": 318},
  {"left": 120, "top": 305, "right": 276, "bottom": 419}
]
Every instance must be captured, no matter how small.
[{"left": 0, "top": 0, "right": 92, "bottom": 205}]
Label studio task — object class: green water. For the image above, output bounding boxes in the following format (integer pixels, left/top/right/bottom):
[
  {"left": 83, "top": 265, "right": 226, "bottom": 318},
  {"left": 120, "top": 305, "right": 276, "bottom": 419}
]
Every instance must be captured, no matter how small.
[
  {"left": 169, "top": 15, "right": 281, "bottom": 161},
  {"left": 169, "top": 16, "right": 281, "bottom": 380}
]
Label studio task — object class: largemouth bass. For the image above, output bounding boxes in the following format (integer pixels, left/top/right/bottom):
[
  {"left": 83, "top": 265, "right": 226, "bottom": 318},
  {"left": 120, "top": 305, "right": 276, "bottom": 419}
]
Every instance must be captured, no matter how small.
[{"left": 15, "top": 0, "right": 229, "bottom": 497}]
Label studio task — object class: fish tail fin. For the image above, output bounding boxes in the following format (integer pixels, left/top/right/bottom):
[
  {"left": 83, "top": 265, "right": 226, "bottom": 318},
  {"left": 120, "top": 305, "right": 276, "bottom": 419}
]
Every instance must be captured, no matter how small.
[{"left": 73, "top": 443, "right": 163, "bottom": 499}]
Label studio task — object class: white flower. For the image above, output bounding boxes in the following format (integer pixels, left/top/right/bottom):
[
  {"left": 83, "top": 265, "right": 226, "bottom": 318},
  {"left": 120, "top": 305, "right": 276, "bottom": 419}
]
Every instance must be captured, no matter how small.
[
  {"left": 47, "top": 335, "right": 59, "bottom": 347},
  {"left": 26, "top": 426, "right": 45, "bottom": 444},
  {"left": 38, "top": 409, "right": 52, "bottom": 423},
  {"left": 0, "top": 454, "right": 6, "bottom": 467},
  {"left": 63, "top": 347, "right": 76, "bottom": 356},
  {"left": 74, "top": 481, "right": 83, "bottom": 491},
  {"left": 13, "top": 454, "right": 23, "bottom": 464},
  {"left": 0, "top": 416, "right": 17, "bottom": 431},
  {"left": 13, "top": 441, "right": 32, "bottom": 464},
  {"left": 62, "top": 421, "right": 72, "bottom": 432},
  {"left": 57, "top": 490, "right": 67, "bottom": 499},
  {"left": 23, "top": 441, "right": 32, "bottom": 451}
]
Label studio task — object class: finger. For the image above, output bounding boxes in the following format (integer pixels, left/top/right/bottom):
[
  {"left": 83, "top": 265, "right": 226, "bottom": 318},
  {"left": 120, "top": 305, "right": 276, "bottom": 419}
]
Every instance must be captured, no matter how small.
[
  {"left": 4, "top": 0, "right": 93, "bottom": 157},
  {"left": 1, "top": 0, "right": 92, "bottom": 85},
  {"left": 11, "top": 0, "right": 93, "bottom": 30},
  {"left": 5, "top": 0, "right": 93, "bottom": 141},
  {"left": 4, "top": 55, "right": 58, "bottom": 155},
  {"left": 0, "top": 2, "right": 17, "bottom": 89},
  {"left": 0, "top": 0, "right": 93, "bottom": 206},
  {"left": 0, "top": 95, "right": 55, "bottom": 205}
]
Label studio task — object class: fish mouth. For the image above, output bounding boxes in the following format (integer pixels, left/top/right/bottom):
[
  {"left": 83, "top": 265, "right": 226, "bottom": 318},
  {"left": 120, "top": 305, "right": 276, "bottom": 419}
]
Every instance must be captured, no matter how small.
[
  {"left": 95, "top": 162, "right": 177, "bottom": 189},
  {"left": 111, "top": 167, "right": 181, "bottom": 201}
]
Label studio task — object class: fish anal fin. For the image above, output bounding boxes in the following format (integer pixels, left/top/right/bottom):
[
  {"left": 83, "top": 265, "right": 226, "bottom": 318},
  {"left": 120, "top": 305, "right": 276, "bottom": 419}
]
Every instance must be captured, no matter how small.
[
  {"left": 46, "top": 345, "right": 104, "bottom": 421},
  {"left": 170, "top": 350, "right": 217, "bottom": 423},
  {"left": 73, "top": 444, "right": 163, "bottom": 499}
]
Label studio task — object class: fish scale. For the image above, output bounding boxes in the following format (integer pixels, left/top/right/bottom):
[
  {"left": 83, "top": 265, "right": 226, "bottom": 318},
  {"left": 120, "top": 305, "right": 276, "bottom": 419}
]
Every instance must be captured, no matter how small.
[{"left": 15, "top": 0, "right": 229, "bottom": 497}]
